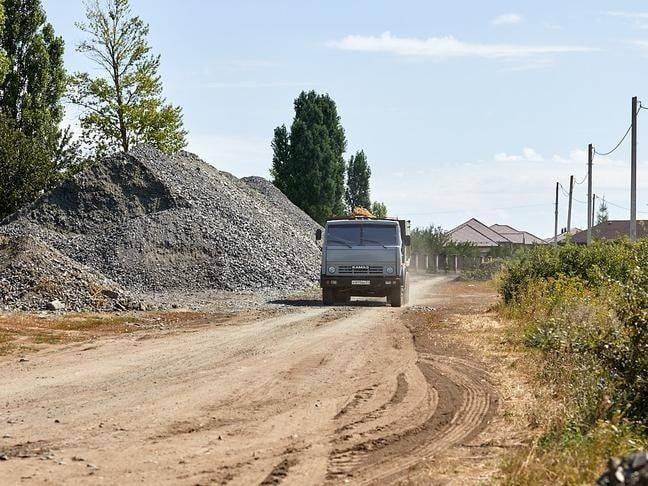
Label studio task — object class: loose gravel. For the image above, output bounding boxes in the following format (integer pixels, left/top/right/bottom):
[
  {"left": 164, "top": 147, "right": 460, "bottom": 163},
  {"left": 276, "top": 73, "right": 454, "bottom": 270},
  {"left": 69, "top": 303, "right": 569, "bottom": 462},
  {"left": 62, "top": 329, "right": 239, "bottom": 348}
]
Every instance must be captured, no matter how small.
[{"left": 0, "top": 146, "right": 322, "bottom": 310}]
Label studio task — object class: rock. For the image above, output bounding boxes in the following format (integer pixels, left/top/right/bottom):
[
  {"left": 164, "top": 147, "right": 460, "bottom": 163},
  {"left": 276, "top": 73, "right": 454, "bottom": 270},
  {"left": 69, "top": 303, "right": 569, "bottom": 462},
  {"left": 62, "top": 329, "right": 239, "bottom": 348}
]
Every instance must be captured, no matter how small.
[
  {"left": 46, "top": 300, "right": 65, "bottom": 311},
  {"left": 0, "top": 453, "right": 7, "bottom": 460},
  {"left": 0, "top": 146, "right": 321, "bottom": 311},
  {"left": 598, "top": 451, "right": 648, "bottom": 485}
]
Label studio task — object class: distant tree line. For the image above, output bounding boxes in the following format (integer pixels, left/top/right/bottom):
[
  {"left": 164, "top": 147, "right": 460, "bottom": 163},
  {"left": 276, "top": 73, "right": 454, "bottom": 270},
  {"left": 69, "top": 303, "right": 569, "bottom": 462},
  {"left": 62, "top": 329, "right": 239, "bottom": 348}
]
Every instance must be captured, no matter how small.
[
  {"left": 0, "top": 0, "right": 186, "bottom": 220},
  {"left": 271, "top": 90, "right": 388, "bottom": 225}
]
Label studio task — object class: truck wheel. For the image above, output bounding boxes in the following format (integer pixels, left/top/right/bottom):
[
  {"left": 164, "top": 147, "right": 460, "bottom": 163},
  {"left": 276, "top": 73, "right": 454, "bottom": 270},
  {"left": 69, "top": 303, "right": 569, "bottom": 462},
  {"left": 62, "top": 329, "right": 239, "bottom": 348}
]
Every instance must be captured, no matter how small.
[
  {"left": 390, "top": 288, "right": 402, "bottom": 307},
  {"left": 334, "top": 293, "right": 350, "bottom": 305},
  {"left": 322, "top": 289, "right": 334, "bottom": 306}
]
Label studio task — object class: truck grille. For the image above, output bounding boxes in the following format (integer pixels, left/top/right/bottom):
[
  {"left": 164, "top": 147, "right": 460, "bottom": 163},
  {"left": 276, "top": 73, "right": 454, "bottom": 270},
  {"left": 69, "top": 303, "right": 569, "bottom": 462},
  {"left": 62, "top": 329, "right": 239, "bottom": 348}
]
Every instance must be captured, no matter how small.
[{"left": 338, "top": 265, "right": 384, "bottom": 275}]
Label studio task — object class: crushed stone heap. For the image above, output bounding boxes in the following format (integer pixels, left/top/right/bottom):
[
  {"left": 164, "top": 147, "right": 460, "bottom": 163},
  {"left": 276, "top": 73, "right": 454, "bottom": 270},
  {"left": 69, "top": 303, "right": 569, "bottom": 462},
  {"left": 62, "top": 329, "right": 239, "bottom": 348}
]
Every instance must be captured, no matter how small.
[
  {"left": 1, "top": 146, "right": 322, "bottom": 296},
  {"left": 0, "top": 234, "right": 134, "bottom": 311}
]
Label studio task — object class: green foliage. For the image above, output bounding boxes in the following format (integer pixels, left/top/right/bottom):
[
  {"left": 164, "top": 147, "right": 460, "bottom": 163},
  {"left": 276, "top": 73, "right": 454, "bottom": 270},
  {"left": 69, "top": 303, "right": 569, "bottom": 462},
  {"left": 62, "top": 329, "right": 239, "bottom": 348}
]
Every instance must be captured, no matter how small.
[
  {"left": 69, "top": 0, "right": 187, "bottom": 157},
  {"left": 371, "top": 201, "right": 387, "bottom": 218},
  {"left": 457, "top": 258, "right": 505, "bottom": 281},
  {"left": 0, "top": 0, "right": 78, "bottom": 219},
  {"left": 0, "top": 3, "right": 9, "bottom": 81},
  {"left": 500, "top": 239, "right": 648, "bottom": 426},
  {"left": 345, "top": 150, "right": 371, "bottom": 211},
  {"left": 0, "top": 0, "right": 66, "bottom": 156},
  {"left": 271, "top": 90, "right": 347, "bottom": 224},
  {"left": 411, "top": 225, "right": 449, "bottom": 254},
  {"left": 411, "top": 225, "right": 478, "bottom": 257},
  {"left": 0, "top": 114, "right": 52, "bottom": 219}
]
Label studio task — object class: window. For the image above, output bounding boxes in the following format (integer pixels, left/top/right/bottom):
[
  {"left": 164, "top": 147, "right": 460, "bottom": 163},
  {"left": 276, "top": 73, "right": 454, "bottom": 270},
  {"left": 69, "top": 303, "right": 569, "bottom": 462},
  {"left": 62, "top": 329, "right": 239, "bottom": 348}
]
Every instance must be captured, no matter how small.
[
  {"left": 326, "top": 224, "right": 361, "bottom": 246},
  {"left": 326, "top": 223, "right": 399, "bottom": 246},
  {"left": 362, "top": 224, "right": 399, "bottom": 246}
]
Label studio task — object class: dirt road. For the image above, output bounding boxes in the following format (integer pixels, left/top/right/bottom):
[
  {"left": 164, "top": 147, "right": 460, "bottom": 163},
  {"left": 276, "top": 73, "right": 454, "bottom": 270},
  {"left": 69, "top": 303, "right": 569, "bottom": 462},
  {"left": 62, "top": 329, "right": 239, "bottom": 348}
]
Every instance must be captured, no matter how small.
[{"left": 0, "top": 277, "right": 499, "bottom": 485}]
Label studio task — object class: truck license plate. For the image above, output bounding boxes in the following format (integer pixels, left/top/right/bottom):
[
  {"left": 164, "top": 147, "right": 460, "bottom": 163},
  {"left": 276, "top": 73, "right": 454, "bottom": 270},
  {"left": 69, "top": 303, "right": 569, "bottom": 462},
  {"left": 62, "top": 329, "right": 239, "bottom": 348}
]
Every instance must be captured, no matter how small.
[{"left": 351, "top": 280, "right": 370, "bottom": 285}]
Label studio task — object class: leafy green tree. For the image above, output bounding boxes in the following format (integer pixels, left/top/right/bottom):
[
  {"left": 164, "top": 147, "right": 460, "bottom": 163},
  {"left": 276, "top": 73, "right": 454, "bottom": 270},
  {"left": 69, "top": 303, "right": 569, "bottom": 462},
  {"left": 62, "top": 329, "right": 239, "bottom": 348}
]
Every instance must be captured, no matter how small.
[
  {"left": 0, "top": 114, "right": 52, "bottom": 219},
  {"left": 411, "top": 225, "right": 449, "bottom": 254},
  {"left": 0, "top": 0, "right": 75, "bottom": 220},
  {"left": 270, "top": 124, "right": 290, "bottom": 194},
  {"left": 371, "top": 201, "right": 387, "bottom": 218},
  {"left": 69, "top": 0, "right": 187, "bottom": 157},
  {"left": 345, "top": 150, "right": 371, "bottom": 210},
  {"left": 271, "top": 90, "right": 346, "bottom": 224},
  {"left": 0, "top": 0, "right": 66, "bottom": 157}
]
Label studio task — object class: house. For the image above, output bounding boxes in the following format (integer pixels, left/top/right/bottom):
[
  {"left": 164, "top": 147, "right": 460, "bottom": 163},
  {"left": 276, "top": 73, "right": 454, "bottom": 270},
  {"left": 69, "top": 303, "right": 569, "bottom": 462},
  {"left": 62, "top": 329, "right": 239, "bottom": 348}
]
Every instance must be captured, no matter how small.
[
  {"left": 571, "top": 220, "right": 648, "bottom": 244},
  {"left": 490, "top": 224, "right": 545, "bottom": 245},
  {"left": 544, "top": 228, "right": 583, "bottom": 244},
  {"left": 446, "top": 218, "right": 544, "bottom": 255}
]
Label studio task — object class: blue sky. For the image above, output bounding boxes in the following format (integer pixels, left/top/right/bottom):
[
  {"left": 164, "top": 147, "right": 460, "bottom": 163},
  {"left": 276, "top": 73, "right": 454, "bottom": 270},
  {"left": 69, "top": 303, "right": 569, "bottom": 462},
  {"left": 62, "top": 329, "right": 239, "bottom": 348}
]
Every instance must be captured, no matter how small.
[{"left": 44, "top": 1, "right": 648, "bottom": 237}]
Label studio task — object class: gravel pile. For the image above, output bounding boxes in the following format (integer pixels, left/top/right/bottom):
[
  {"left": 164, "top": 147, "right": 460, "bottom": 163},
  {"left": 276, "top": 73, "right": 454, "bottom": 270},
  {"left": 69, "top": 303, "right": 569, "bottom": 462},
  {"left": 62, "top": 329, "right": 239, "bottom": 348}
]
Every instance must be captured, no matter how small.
[
  {"left": 241, "top": 176, "right": 321, "bottom": 237},
  {"left": 0, "top": 234, "right": 136, "bottom": 312},
  {"left": 598, "top": 452, "right": 648, "bottom": 485},
  {"left": 0, "top": 146, "right": 322, "bottom": 304}
]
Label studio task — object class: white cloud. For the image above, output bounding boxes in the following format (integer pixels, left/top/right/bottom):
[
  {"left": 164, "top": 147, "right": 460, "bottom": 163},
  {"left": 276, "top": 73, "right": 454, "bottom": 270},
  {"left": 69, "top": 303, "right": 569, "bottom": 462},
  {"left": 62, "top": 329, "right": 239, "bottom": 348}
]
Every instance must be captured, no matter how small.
[
  {"left": 492, "top": 13, "right": 523, "bottom": 26},
  {"left": 494, "top": 147, "right": 544, "bottom": 162},
  {"left": 328, "top": 32, "right": 596, "bottom": 60}
]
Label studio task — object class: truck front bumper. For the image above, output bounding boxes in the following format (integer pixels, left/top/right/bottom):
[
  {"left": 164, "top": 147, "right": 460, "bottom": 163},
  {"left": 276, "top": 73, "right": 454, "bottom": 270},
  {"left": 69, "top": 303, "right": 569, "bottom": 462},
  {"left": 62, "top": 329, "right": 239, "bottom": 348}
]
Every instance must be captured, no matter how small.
[{"left": 320, "top": 276, "right": 401, "bottom": 296}]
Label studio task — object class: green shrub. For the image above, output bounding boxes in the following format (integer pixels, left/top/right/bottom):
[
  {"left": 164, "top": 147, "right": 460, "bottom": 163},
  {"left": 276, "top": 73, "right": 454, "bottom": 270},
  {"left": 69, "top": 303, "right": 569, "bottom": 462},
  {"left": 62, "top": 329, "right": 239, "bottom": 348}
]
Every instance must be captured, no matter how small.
[{"left": 500, "top": 239, "right": 648, "bottom": 426}]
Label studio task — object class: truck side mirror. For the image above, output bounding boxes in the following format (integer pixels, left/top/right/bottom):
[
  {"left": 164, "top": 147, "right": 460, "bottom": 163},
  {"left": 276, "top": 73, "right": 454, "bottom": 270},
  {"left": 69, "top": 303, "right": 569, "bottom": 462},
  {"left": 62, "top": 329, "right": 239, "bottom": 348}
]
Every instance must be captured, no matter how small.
[
  {"left": 404, "top": 235, "right": 411, "bottom": 246},
  {"left": 316, "top": 229, "right": 322, "bottom": 241}
]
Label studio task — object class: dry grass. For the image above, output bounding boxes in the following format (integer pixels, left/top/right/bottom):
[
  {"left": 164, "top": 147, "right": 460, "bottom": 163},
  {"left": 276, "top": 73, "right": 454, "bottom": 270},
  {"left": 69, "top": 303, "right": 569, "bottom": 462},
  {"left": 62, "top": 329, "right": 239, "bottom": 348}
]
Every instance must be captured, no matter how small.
[{"left": 0, "top": 310, "right": 235, "bottom": 358}]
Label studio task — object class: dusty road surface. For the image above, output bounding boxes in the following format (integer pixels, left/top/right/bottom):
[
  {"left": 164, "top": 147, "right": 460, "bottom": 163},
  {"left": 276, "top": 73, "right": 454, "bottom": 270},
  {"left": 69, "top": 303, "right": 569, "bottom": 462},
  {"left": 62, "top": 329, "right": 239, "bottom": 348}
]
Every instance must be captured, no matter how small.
[{"left": 0, "top": 277, "right": 501, "bottom": 485}]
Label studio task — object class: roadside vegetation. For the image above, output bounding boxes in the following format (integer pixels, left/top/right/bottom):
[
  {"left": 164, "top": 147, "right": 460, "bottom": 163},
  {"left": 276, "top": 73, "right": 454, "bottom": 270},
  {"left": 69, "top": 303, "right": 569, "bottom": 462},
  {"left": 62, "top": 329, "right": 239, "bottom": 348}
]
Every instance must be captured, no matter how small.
[{"left": 497, "top": 239, "right": 648, "bottom": 484}]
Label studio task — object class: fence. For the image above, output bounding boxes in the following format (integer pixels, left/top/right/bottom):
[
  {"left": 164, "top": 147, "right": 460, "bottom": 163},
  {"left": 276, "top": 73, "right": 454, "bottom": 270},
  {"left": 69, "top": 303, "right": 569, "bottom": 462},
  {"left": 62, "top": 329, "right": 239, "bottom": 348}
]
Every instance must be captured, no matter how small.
[{"left": 410, "top": 253, "right": 488, "bottom": 274}]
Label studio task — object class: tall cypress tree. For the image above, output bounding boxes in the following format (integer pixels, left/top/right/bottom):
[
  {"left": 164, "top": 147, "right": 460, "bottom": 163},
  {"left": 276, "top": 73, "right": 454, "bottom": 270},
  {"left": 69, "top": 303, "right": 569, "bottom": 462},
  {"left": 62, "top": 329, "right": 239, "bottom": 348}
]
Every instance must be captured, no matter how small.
[
  {"left": 345, "top": 150, "right": 371, "bottom": 211},
  {"left": 0, "top": 0, "right": 73, "bottom": 220},
  {"left": 0, "top": 0, "right": 67, "bottom": 162},
  {"left": 271, "top": 90, "right": 346, "bottom": 224}
]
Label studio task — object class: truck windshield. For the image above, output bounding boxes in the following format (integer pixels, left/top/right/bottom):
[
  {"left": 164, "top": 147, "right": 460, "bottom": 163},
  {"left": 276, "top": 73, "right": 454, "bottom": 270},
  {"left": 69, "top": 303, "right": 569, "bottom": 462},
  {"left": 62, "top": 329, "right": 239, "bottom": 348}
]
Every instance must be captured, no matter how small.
[{"left": 326, "top": 224, "right": 398, "bottom": 246}]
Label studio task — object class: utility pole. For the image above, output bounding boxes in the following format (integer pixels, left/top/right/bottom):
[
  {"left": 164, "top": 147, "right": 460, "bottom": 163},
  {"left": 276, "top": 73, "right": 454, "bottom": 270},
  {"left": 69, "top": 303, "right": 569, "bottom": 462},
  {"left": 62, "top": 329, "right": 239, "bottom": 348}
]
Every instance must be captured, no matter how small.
[
  {"left": 592, "top": 193, "right": 596, "bottom": 228},
  {"left": 587, "top": 144, "right": 593, "bottom": 244},
  {"left": 567, "top": 175, "right": 574, "bottom": 233},
  {"left": 554, "top": 182, "right": 559, "bottom": 246},
  {"left": 630, "top": 96, "right": 638, "bottom": 241}
]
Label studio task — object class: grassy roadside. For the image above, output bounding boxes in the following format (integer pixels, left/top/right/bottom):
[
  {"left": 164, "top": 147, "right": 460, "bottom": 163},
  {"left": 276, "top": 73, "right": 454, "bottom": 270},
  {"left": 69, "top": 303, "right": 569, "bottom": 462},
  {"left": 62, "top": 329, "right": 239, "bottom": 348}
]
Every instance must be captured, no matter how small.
[
  {"left": 0, "top": 311, "right": 226, "bottom": 358},
  {"left": 494, "top": 240, "right": 648, "bottom": 484}
]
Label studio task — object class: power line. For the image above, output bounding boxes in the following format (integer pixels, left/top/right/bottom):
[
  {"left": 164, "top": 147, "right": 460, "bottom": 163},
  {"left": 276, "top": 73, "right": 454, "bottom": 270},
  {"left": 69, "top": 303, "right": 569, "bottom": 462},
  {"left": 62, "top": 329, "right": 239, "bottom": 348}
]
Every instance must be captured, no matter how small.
[{"left": 594, "top": 123, "right": 633, "bottom": 156}]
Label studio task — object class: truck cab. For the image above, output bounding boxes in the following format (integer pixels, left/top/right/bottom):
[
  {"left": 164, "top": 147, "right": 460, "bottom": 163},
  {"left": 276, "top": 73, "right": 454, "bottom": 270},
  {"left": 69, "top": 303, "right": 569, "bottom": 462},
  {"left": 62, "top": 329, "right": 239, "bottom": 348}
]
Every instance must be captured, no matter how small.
[{"left": 316, "top": 217, "right": 411, "bottom": 307}]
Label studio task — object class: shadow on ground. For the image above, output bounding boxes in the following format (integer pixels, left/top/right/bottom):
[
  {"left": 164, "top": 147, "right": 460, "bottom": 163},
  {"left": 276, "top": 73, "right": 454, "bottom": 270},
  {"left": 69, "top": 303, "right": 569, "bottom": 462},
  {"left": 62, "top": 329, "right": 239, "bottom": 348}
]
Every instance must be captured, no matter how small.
[{"left": 270, "top": 298, "right": 388, "bottom": 308}]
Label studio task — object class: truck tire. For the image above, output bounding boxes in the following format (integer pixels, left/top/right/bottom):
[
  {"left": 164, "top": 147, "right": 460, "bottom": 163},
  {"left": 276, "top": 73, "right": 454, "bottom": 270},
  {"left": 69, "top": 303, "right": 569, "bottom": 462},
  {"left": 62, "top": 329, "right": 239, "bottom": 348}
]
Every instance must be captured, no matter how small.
[
  {"left": 390, "top": 288, "right": 402, "bottom": 307},
  {"left": 322, "top": 288, "right": 334, "bottom": 306},
  {"left": 334, "top": 293, "right": 350, "bottom": 305}
]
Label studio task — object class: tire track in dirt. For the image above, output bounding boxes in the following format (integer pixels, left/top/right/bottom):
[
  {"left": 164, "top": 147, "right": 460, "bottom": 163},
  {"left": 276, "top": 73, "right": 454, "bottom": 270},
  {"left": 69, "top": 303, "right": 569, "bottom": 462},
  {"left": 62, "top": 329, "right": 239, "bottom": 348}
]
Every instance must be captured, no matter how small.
[{"left": 324, "top": 350, "right": 497, "bottom": 484}]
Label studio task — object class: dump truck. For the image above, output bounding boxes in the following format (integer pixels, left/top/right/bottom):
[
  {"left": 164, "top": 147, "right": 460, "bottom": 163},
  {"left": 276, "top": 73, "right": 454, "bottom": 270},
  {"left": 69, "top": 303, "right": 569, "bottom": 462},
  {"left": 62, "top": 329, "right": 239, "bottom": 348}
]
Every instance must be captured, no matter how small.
[{"left": 316, "top": 215, "right": 411, "bottom": 307}]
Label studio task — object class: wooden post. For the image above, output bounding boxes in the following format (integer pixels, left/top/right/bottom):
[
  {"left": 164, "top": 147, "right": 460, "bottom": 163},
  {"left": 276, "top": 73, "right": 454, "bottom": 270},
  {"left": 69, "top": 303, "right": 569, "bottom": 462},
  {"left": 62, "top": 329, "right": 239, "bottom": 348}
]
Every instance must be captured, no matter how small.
[
  {"left": 425, "top": 255, "right": 429, "bottom": 272},
  {"left": 454, "top": 255, "right": 458, "bottom": 273},
  {"left": 435, "top": 254, "right": 439, "bottom": 273}
]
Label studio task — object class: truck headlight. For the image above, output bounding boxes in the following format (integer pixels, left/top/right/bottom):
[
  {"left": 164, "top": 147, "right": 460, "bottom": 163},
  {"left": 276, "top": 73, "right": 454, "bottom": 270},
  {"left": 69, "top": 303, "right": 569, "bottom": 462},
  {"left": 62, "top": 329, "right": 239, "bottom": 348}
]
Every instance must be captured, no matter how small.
[
  {"left": 328, "top": 266, "right": 336, "bottom": 274},
  {"left": 386, "top": 266, "right": 394, "bottom": 274}
]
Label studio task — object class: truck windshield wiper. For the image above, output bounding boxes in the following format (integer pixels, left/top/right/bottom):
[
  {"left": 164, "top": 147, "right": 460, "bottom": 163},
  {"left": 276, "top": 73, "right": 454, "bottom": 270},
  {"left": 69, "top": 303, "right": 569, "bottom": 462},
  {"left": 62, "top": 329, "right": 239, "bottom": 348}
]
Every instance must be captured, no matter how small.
[
  {"left": 362, "top": 238, "right": 388, "bottom": 249},
  {"left": 327, "top": 237, "right": 354, "bottom": 248}
]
